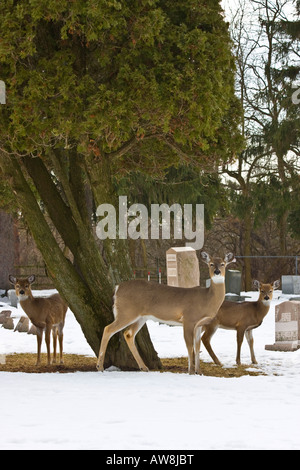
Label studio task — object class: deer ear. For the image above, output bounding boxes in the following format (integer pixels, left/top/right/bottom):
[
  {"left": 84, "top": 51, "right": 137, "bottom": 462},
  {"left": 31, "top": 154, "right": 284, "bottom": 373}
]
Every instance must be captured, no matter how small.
[
  {"left": 253, "top": 280, "right": 261, "bottom": 290},
  {"left": 273, "top": 279, "right": 280, "bottom": 290},
  {"left": 28, "top": 275, "right": 36, "bottom": 284},
  {"left": 224, "top": 253, "right": 236, "bottom": 265},
  {"left": 9, "top": 275, "right": 17, "bottom": 285},
  {"left": 200, "top": 251, "right": 211, "bottom": 264}
]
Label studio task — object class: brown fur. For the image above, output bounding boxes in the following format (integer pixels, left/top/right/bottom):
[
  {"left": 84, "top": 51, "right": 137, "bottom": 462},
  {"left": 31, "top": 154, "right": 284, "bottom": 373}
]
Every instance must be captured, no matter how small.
[
  {"left": 9, "top": 275, "right": 68, "bottom": 366},
  {"left": 97, "top": 252, "right": 236, "bottom": 374},
  {"left": 199, "top": 280, "right": 280, "bottom": 365}
]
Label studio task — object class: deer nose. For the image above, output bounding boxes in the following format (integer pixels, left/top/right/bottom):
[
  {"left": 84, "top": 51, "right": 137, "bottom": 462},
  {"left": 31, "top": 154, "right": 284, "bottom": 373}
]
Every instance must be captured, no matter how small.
[
  {"left": 264, "top": 295, "right": 269, "bottom": 300},
  {"left": 19, "top": 290, "right": 25, "bottom": 295},
  {"left": 214, "top": 269, "right": 221, "bottom": 275}
]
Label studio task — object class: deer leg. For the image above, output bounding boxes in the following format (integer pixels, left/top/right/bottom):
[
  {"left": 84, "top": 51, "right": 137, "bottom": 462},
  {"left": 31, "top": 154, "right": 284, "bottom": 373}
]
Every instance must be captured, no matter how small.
[
  {"left": 36, "top": 327, "right": 43, "bottom": 366},
  {"left": 52, "top": 327, "right": 58, "bottom": 364},
  {"left": 45, "top": 327, "right": 51, "bottom": 365},
  {"left": 202, "top": 322, "right": 222, "bottom": 366},
  {"left": 245, "top": 329, "right": 257, "bottom": 364},
  {"left": 58, "top": 323, "right": 64, "bottom": 364},
  {"left": 97, "top": 317, "right": 136, "bottom": 371},
  {"left": 123, "top": 319, "right": 149, "bottom": 371},
  {"left": 236, "top": 328, "right": 245, "bottom": 365},
  {"left": 184, "top": 323, "right": 195, "bottom": 375},
  {"left": 193, "top": 324, "right": 203, "bottom": 375}
]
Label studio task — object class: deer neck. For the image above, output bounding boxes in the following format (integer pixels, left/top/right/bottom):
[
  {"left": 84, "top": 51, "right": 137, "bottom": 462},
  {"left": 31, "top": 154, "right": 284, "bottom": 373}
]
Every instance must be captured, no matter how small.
[
  {"left": 209, "top": 280, "right": 225, "bottom": 295},
  {"left": 19, "top": 293, "right": 35, "bottom": 318},
  {"left": 257, "top": 297, "right": 271, "bottom": 319},
  {"left": 207, "top": 278, "right": 226, "bottom": 308}
]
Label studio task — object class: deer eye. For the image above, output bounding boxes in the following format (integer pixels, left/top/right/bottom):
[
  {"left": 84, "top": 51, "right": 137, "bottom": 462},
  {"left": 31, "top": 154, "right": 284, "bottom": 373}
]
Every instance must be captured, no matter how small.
[
  {"left": 16, "top": 284, "right": 20, "bottom": 288},
  {"left": 210, "top": 263, "right": 214, "bottom": 267}
]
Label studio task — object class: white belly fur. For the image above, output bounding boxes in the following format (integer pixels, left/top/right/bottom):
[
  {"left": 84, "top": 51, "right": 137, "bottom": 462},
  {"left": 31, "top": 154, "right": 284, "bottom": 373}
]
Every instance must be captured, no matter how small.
[{"left": 145, "top": 315, "right": 182, "bottom": 326}]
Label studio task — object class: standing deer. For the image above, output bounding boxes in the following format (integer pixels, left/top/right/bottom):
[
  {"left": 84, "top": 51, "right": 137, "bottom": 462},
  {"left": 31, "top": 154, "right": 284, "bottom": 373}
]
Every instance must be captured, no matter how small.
[
  {"left": 97, "top": 251, "right": 236, "bottom": 374},
  {"left": 9, "top": 275, "right": 68, "bottom": 366},
  {"left": 197, "top": 279, "right": 280, "bottom": 366}
]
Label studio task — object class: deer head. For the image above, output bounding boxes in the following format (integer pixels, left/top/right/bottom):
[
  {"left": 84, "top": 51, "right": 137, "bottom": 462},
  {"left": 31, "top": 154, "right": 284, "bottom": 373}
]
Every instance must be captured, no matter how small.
[
  {"left": 201, "top": 252, "right": 236, "bottom": 284},
  {"left": 9, "top": 275, "right": 36, "bottom": 301},
  {"left": 253, "top": 279, "right": 280, "bottom": 306}
]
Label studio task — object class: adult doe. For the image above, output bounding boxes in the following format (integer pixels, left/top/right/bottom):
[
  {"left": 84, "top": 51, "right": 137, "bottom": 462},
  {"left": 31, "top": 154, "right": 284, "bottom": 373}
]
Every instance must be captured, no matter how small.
[
  {"left": 97, "top": 251, "right": 236, "bottom": 374},
  {"left": 199, "top": 279, "right": 280, "bottom": 366},
  {"left": 9, "top": 275, "right": 68, "bottom": 366}
]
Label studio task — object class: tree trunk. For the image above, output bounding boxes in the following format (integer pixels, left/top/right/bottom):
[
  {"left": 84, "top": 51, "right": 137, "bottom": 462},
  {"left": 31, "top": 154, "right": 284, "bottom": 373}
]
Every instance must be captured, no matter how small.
[{"left": 243, "top": 212, "right": 252, "bottom": 292}]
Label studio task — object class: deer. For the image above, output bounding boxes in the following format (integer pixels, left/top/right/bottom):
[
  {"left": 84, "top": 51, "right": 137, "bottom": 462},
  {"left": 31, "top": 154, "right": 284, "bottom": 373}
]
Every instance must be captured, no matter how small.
[
  {"left": 196, "top": 279, "right": 280, "bottom": 367},
  {"left": 96, "top": 251, "right": 236, "bottom": 375},
  {"left": 9, "top": 274, "right": 68, "bottom": 366}
]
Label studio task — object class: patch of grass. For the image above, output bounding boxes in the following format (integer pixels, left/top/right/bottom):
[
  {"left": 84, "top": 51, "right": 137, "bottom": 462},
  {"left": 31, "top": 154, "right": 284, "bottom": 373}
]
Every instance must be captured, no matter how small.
[
  {"left": 0, "top": 353, "right": 264, "bottom": 377},
  {"left": 0, "top": 353, "right": 97, "bottom": 373},
  {"left": 160, "top": 357, "right": 265, "bottom": 377}
]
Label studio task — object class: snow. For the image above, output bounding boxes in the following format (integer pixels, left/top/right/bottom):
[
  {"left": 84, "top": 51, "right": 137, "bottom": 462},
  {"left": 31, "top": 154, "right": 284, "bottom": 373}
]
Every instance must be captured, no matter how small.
[{"left": 0, "top": 288, "right": 300, "bottom": 450}]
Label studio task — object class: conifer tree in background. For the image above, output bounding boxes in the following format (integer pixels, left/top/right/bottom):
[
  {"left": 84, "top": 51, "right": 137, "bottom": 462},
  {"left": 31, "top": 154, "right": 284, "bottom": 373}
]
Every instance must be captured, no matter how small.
[
  {"left": 223, "top": 0, "right": 299, "bottom": 288},
  {"left": 0, "top": 0, "right": 242, "bottom": 368}
]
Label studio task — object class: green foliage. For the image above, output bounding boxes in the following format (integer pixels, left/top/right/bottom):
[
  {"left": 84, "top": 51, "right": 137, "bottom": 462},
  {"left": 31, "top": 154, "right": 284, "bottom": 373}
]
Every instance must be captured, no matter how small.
[
  {"left": 0, "top": 0, "right": 241, "bottom": 169},
  {"left": 117, "top": 166, "right": 225, "bottom": 229}
]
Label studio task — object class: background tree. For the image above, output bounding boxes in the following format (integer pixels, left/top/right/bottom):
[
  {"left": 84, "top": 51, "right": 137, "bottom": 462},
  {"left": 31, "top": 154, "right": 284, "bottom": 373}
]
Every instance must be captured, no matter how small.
[
  {"left": 0, "top": 0, "right": 242, "bottom": 369},
  {"left": 221, "top": 0, "right": 299, "bottom": 288}
]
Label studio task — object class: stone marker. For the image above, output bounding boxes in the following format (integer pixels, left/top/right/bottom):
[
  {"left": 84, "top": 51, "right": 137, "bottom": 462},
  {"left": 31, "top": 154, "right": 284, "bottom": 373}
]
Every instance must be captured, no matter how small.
[
  {"left": 1, "top": 317, "right": 14, "bottom": 330},
  {"left": 265, "top": 300, "right": 300, "bottom": 352},
  {"left": 225, "top": 269, "right": 242, "bottom": 295},
  {"left": 0, "top": 310, "right": 12, "bottom": 324},
  {"left": 7, "top": 289, "right": 18, "bottom": 307},
  {"left": 166, "top": 247, "right": 200, "bottom": 288},
  {"left": 14, "top": 316, "right": 29, "bottom": 333},
  {"left": 28, "top": 324, "right": 37, "bottom": 335},
  {"left": 281, "top": 276, "right": 300, "bottom": 295}
]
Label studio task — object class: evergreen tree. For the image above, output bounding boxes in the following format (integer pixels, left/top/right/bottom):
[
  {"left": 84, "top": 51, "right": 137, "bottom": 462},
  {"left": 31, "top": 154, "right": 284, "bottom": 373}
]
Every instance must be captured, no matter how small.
[{"left": 0, "top": 0, "right": 241, "bottom": 368}]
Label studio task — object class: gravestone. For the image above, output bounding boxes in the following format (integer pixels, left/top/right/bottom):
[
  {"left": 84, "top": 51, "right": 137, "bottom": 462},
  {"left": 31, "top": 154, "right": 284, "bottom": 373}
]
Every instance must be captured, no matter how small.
[
  {"left": 166, "top": 247, "right": 200, "bottom": 288},
  {"left": 28, "top": 324, "right": 37, "bottom": 335},
  {"left": 225, "top": 270, "right": 242, "bottom": 295},
  {"left": 14, "top": 316, "right": 29, "bottom": 333},
  {"left": 281, "top": 276, "right": 300, "bottom": 295},
  {"left": 0, "top": 310, "right": 11, "bottom": 324},
  {"left": 265, "top": 301, "right": 300, "bottom": 351},
  {"left": 1, "top": 317, "right": 14, "bottom": 330},
  {"left": 7, "top": 289, "right": 18, "bottom": 307}
]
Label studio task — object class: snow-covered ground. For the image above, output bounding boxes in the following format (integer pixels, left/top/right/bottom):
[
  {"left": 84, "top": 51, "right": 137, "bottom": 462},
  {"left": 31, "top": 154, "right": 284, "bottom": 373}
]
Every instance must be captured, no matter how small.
[{"left": 0, "top": 288, "right": 299, "bottom": 450}]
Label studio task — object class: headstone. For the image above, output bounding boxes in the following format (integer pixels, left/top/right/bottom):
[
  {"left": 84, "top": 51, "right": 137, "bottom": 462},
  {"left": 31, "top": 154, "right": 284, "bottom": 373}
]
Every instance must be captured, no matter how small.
[
  {"left": 28, "top": 324, "right": 37, "bottom": 335},
  {"left": 166, "top": 247, "right": 200, "bottom": 288},
  {"left": 1, "top": 317, "right": 14, "bottom": 330},
  {"left": 14, "top": 316, "right": 29, "bottom": 333},
  {"left": 281, "top": 276, "right": 300, "bottom": 295},
  {"left": 7, "top": 289, "right": 18, "bottom": 307},
  {"left": 265, "top": 301, "right": 300, "bottom": 351},
  {"left": 0, "top": 310, "right": 12, "bottom": 324},
  {"left": 225, "top": 269, "right": 242, "bottom": 295}
]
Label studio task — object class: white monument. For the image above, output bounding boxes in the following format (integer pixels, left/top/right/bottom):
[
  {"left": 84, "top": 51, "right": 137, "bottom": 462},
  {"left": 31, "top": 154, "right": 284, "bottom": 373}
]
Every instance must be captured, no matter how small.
[
  {"left": 166, "top": 247, "right": 200, "bottom": 288},
  {"left": 265, "top": 300, "right": 300, "bottom": 352}
]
